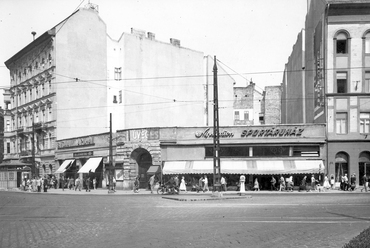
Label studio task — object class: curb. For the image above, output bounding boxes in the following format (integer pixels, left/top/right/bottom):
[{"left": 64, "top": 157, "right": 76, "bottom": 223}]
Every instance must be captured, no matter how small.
[{"left": 162, "top": 195, "right": 252, "bottom": 201}]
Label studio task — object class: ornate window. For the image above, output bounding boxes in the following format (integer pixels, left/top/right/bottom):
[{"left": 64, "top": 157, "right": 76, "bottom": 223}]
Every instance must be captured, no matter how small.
[{"left": 336, "top": 32, "right": 349, "bottom": 54}]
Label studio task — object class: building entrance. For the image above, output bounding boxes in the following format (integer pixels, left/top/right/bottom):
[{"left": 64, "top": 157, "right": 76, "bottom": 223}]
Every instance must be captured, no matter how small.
[{"left": 130, "top": 148, "right": 153, "bottom": 189}]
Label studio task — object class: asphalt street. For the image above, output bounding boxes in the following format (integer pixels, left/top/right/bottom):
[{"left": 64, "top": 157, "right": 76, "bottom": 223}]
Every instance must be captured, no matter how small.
[{"left": 0, "top": 190, "right": 369, "bottom": 248}]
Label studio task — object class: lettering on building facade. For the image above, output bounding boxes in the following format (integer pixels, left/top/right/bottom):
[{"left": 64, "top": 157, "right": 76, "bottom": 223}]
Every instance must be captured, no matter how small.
[
  {"left": 57, "top": 136, "right": 94, "bottom": 149},
  {"left": 195, "top": 128, "right": 234, "bottom": 139},
  {"left": 241, "top": 127, "right": 304, "bottom": 138},
  {"left": 73, "top": 151, "right": 94, "bottom": 157}
]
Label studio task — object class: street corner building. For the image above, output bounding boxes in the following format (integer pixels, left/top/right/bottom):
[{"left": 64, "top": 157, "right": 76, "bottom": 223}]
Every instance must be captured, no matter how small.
[{"left": 54, "top": 124, "right": 326, "bottom": 191}]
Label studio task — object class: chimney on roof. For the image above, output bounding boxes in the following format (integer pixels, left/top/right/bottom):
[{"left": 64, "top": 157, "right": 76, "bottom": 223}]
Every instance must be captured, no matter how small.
[
  {"left": 147, "top": 32, "right": 155, "bottom": 40},
  {"left": 31, "top": 31, "right": 36, "bottom": 41},
  {"left": 131, "top": 28, "right": 146, "bottom": 38},
  {"left": 170, "top": 38, "right": 180, "bottom": 47}
]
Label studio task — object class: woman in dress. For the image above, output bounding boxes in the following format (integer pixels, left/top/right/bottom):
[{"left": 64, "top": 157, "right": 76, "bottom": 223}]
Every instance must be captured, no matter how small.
[
  {"left": 179, "top": 176, "right": 187, "bottom": 193},
  {"left": 323, "top": 175, "right": 330, "bottom": 190},
  {"left": 253, "top": 178, "right": 259, "bottom": 191}
]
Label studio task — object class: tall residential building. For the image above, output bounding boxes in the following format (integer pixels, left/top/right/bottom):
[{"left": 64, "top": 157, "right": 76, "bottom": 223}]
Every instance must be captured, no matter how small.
[
  {"left": 2, "top": 4, "right": 234, "bottom": 175},
  {"left": 282, "top": 0, "right": 370, "bottom": 186}
]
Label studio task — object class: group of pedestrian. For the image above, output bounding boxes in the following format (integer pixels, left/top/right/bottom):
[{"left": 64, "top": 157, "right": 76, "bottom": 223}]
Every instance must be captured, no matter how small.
[
  {"left": 22, "top": 176, "right": 50, "bottom": 192},
  {"left": 59, "top": 176, "right": 97, "bottom": 192}
]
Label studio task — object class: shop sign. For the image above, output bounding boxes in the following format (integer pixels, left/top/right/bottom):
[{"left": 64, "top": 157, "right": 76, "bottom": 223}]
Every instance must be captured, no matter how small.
[
  {"left": 58, "top": 136, "right": 94, "bottom": 149},
  {"left": 73, "top": 151, "right": 94, "bottom": 157},
  {"left": 130, "top": 128, "right": 159, "bottom": 141},
  {"left": 195, "top": 128, "right": 234, "bottom": 139},
  {"left": 241, "top": 127, "right": 304, "bottom": 138}
]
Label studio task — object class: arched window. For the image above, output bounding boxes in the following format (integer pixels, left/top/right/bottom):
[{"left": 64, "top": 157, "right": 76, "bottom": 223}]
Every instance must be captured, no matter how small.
[
  {"left": 42, "top": 165, "right": 46, "bottom": 175},
  {"left": 359, "top": 152, "right": 370, "bottom": 185},
  {"left": 49, "top": 164, "right": 53, "bottom": 174},
  {"left": 335, "top": 152, "right": 349, "bottom": 183},
  {"left": 364, "top": 32, "right": 370, "bottom": 54},
  {"left": 336, "top": 32, "right": 349, "bottom": 54}
]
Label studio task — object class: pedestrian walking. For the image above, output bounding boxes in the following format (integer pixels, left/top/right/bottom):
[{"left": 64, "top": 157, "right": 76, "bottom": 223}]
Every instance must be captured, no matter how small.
[
  {"left": 85, "top": 177, "right": 91, "bottom": 192},
  {"left": 343, "top": 173, "right": 349, "bottom": 191},
  {"left": 330, "top": 175, "right": 335, "bottom": 189},
  {"left": 36, "top": 177, "right": 41, "bottom": 192},
  {"left": 43, "top": 176, "right": 48, "bottom": 192},
  {"left": 253, "top": 178, "right": 259, "bottom": 191},
  {"left": 60, "top": 177, "right": 65, "bottom": 191},
  {"left": 133, "top": 175, "right": 140, "bottom": 193},
  {"left": 197, "top": 177, "right": 203, "bottom": 193},
  {"left": 75, "top": 177, "right": 81, "bottom": 191},
  {"left": 310, "top": 175, "right": 316, "bottom": 191},
  {"left": 69, "top": 177, "right": 74, "bottom": 190},
  {"left": 270, "top": 176, "right": 276, "bottom": 191},
  {"left": 299, "top": 176, "right": 308, "bottom": 192},
  {"left": 239, "top": 174, "right": 246, "bottom": 192},
  {"left": 93, "top": 177, "right": 97, "bottom": 190},
  {"left": 350, "top": 173, "right": 356, "bottom": 191},
  {"left": 220, "top": 176, "right": 227, "bottom": 191},
  {"left": 286, "top": 176, "right": 294, "bottom": 192},
  {"left": 203, "top": 175, "right": 209, "bottom": 192},
  {"left": 113, "top": 177, "right": 116, "bottom": 192},
  {"left": 323, "top": 175, "right": 330, "bottom": 190},
  {"left": 149, "top": 174, "right": 155, "bottom": 194},
  {"left": 179, "top": 176, "right": 187, "bottom": 193},
  {"left": 279, "top": 176, "right": 285, "bottom": 191},
  {"left": 361, "top": 175, "right": 368, "bottom": 192}
]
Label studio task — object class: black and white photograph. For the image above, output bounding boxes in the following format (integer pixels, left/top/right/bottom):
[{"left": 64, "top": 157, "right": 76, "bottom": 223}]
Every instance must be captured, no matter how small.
[{"left": 0, "top": 0, "right": 369, "bottom": 247}]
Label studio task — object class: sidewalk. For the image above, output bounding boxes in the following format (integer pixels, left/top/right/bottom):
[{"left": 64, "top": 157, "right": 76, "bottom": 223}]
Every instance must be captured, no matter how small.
[{"left": 2, "top": 187, "right": 368, "bottom": 195}]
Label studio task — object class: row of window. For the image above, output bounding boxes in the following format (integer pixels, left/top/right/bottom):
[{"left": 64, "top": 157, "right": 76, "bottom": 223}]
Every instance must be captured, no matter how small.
[
  {"left": 12, "top": 81, "right": 52, "bottom": 106},
  {"left": 334, "top": 31, "right": 370, "bottom": 93},
  {"left": 11, "top": 53, "right": 53, "bottom": 83},
  {"left": 335, "top": 71, "right": 370, "bottom": 93},
  {"left": 205, "top": 146, "right": 320, "bottom": 158},
  {"left": 335, "top": 31, "right": 370, "bottom": 54},
  {"left": 336, "top": 112, "right": 370, "bottom": 134},
  {"left": 7, "top": 107, "right": 53, "bottom": 131},
  {"left": 5, "top": 133, "right": 54, "bottom": 154}
]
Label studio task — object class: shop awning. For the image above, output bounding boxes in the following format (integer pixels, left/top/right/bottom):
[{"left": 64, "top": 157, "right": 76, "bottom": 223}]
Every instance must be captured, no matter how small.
[
  {"left": 77, "top": 157, "right": 102, "bottom": 173},
  {"left": 147, "top": 165, "right": 159, "bottom": 174},
  {"left": 162, "top": 160, "right": 324, "bottom": 175},
  {"left": 54, "top": 159, "right": 74, "bottom": 174}
]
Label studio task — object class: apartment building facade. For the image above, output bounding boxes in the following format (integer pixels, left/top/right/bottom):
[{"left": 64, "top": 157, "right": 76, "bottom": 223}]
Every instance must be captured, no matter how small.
[
  {"left": 2, "top": 4, "right": 235, "bottom": 181},
  {"left": 282, "top": 0, "right": 370, "bottom": 186}
]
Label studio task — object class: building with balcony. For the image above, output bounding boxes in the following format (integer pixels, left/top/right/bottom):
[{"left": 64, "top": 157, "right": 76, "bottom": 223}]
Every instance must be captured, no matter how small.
[
  {"left": 2, "top": 3, "right": 235, "bottom": 180},
  {"left": 282, "top": 0, "right": 370, "bottom": 186}
]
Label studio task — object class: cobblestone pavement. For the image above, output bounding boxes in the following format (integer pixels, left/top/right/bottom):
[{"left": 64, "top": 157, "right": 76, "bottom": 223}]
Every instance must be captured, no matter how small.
[{"left": 0, "top": 190, "right": 369, "bottom": 248}]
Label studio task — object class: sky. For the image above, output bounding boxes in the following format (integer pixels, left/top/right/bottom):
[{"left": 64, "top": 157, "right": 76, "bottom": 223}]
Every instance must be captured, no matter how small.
[{"left": 0, "top": 0, "right": 307, "bottom": 103}]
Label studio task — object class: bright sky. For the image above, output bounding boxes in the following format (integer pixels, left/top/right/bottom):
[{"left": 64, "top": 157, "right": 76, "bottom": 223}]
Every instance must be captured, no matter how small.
[{"left": 0, "top": 0, "right": 307, "bottom": 103}]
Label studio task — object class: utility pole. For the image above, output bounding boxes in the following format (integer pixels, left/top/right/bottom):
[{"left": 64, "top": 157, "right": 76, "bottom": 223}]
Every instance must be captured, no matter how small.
[
  {"left": 108, "top": 113, "right": 114, "bottom": 193},
  {"left": 213, "top": 56, "right": 221, "bottom": 192},
  {"left": 31, "top": 121, "right": 36, "bottom": 178}
]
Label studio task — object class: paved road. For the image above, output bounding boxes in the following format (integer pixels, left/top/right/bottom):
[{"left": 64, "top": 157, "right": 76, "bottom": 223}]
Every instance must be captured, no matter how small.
[{"left": 0, "top": 191, "right": 369, "bottom": 248}]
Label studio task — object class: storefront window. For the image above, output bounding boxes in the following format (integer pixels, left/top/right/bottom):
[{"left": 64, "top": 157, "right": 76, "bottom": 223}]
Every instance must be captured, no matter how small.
[
  {"left": 292, "top": 146, "right": 320, "bottom": 157},
  {"left": 253, "top": 146, "right": 289, "bottom": 157},
  {"left": 205, "top": 146, "right": 249, "bottom": 157}
]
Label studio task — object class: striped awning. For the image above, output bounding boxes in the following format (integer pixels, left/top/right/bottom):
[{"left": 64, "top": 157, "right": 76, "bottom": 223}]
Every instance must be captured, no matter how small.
[
  {"left": 77, "top": 157, "right": 102, "bottom": 173},
  {"left": 162, "top": 160, "right": 324, "bottom": 175},
  {"left": 54, "top": 159, "right": 74, "bottom": 174}
]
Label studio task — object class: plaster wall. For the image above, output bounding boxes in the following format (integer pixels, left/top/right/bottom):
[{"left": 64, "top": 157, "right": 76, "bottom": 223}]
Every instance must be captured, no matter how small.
[{"left": 54, "top": 9, "right": 108, "bottom": 140}]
